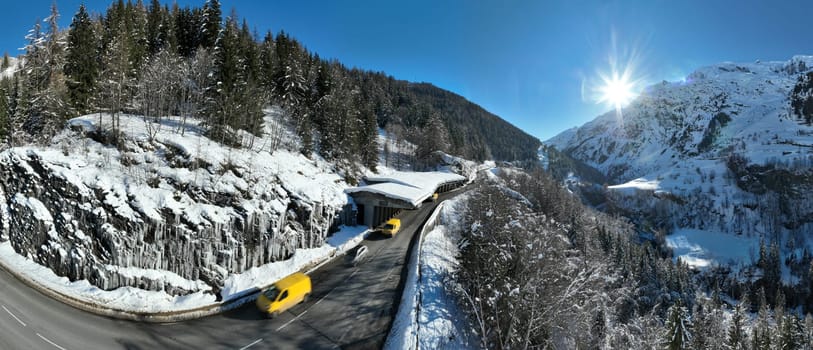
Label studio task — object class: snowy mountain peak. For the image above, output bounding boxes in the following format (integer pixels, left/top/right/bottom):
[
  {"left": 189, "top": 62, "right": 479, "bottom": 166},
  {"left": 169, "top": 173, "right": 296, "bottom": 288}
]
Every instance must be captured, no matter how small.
[
  {"left": 546, "top": 55, "right": 813, "bottom": 249},
  {"left": 548, "top": 55, "right": 813, "bottom": 183}
]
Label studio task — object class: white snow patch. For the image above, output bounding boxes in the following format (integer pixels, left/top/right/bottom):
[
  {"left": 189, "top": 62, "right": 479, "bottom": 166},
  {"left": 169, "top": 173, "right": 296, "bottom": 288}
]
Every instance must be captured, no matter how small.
[
  {"left": 666, "top": 229, "right": 759, "bottom": 269},
  {"left": 103, "top": 265, "right": 212, "bottom": 293},
  {"left": 220, "top": 246, "right": 333, "bottom": 301},
  {"left": 13, "top": 194, "right": 53, "bottom": 223},
  {"left": 607, "top": 177, "right": 661, "bottom": 191}
]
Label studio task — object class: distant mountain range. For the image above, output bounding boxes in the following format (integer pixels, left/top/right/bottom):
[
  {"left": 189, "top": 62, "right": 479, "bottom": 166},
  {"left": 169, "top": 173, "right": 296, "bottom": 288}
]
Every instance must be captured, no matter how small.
[{"left": 546, "top": 56, "right": 813, "bottom": 240}]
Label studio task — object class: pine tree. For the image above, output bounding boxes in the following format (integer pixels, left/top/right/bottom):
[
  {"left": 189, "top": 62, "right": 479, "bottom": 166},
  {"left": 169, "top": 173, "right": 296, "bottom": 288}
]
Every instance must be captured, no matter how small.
[
  {"left": 99, "top": 28, "right": 134, "bottom": 136},
  {"left": 767, "top": 242, "right": 782, "bottom": 301},
  {"left": 692, "top": 297, "right": 726, "bottom": 350},
  {"left": 205, "top": 14, "right": 241, "bottom": 144},
  {"left": 807, "top": 261, "right": 813, "bottom": 313},
  {"left": 590, "top": 308, "right": 607, "bottom": 350},
  {"left": 779, "top": 313, "right": 803, "bottom": 350},
  {"left": 204, "top": 12, "right": 264, "bottom": 145},
  {"left": 279, "top": 51, "right": 309, "bottom": 154},
  {"left": 146, "top": 0, "right": 166, "bottom": 55},
  {"left": 65, "top": 4, "right": 99, "bottom": 114},
  {"left": 309, "top": 59, "right": 331, "bottom": 133},
  {"left": 415, "top": 110, "right": 450, "bottom": 167},
  {"left": 126, "top": 0, "right": 149, "bottom": 72},
  {"left": 22, "top": 4, "right": 69, "bottom": 139},
  {"left": 314, "top": 68, "right": 343, "bottom": 159},
  {"left": 237, "top": 19, "right": 264, "bottom": 137},
  {"left": 804, "top": 314, "right": 813, "bottom": 350},
  {"left": 272, "top": 31, "right": 294, "bottom": 96},
  {"left": 259, "top": 31, "right": 277, "bottom": 92},
  {"left": 298, "top": 114, "right": 313, "bottom": 156},
  {"left": 173, "top": 5, "right": 201, "bottom": 57},
  {"left": 281, "top": 56, "right": 306, "bottom": 117},
  {"left": 776, "top": 290, "right": 787, "bottom": 328},
  {"left": 662, "top": 300, "right": 692, "bottom": 350},
  {"left": 0, "top": 87, "right": 10, "bottom": 143},
  {"left": 24, "top": 20, "right": 47, "bottom": 94},
  {"left": 753, "top": 288, "right": 774, "bottom": 350},
  {"left": 728, "top": 297, "right": 749, "bottom": 350},
  {"left": 10, "top": 74, "right": 29, "bottom": 145},
  {"left": 359, "top": 102, "right": 379, "bottom": 170},
  {"left": 44, "top": 3, "right": 64, "bottom": 86},
  {"left": 161, "top": 4, "right": 177, "bottom": 54},
  {"left": 102, "top": 0, "right": 125, "bottom": 52},
  {"left": 201, "top": 0, "right": 221, "bottom": 49},
  {"left": 239, "top": 20, "right": 259, "bottom": 82}
]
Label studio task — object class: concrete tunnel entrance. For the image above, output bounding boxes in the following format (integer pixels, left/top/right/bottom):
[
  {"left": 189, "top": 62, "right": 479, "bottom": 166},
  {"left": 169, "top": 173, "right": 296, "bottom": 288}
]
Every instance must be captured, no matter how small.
[
  {"left": 348, "top": 193, "right": 412, "bottom": 228},
  {"left": 345, "top": 171, "right": 467, "bottom": 228}
]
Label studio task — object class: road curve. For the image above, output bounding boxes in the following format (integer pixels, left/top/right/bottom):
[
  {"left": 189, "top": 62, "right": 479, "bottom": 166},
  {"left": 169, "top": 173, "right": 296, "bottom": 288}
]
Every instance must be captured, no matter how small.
[{"left": 0, "top": 192, "right": 458, "bottom": 350}]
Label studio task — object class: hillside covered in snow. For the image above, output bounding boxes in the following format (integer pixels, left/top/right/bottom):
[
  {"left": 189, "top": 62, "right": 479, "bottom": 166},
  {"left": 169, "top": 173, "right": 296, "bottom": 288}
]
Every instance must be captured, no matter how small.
[{"left": 547, "top": 56, "right": 813, "bottom": 266}]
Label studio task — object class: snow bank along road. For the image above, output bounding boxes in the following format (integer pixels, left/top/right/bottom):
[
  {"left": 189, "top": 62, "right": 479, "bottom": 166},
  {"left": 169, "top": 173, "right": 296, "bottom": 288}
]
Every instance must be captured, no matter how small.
[{"left": 0, "top": 191, "right": 460, "bottom": 350}]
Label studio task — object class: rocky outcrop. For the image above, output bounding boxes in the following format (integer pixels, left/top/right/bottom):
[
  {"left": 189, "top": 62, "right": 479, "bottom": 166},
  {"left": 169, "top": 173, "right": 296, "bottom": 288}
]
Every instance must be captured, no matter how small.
[{"left": 0, "top": 114, "right": 348, "bottom": 298}]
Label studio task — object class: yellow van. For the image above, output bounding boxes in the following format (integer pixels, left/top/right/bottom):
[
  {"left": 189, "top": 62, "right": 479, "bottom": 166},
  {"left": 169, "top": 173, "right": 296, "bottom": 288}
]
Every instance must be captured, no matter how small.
[
  {"left": 381, "top": 218, "right": 401, "bottom": 237},
  {"left": 256, "top": 272, "right": 312, "bottom": 318},
  {"left": 431, "top": 193, "right": 439, "bottom": 201}
]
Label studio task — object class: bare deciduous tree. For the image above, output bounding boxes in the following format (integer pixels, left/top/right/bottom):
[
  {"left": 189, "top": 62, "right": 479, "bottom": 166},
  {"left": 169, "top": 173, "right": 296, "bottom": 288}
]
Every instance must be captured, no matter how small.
[{"left": 137, "top": 49, "right": 181, "bottom": 141}]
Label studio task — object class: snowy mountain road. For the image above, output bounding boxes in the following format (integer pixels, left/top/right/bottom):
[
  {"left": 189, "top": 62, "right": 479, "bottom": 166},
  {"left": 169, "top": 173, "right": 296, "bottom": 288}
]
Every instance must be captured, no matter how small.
[{"left": 0, "top": 192, "right": 459, "bottom": 350}]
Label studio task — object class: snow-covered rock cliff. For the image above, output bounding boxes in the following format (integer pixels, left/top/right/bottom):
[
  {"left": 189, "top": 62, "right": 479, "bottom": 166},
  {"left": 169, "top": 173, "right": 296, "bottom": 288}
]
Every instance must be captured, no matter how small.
[{"left": 0, "top": 110, "right": 349, "bottom": 299}]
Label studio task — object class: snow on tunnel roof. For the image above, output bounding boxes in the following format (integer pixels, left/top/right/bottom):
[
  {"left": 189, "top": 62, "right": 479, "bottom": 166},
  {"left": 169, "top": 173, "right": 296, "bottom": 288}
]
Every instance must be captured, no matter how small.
[{"left": 345, "top": 171, "right": 466, "bottom": 207}]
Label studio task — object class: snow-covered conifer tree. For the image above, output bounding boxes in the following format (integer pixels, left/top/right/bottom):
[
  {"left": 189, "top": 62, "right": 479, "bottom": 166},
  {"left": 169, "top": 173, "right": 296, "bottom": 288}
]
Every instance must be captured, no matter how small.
[{"left": 662, "top": 300, "right": 692, "bottom": 350}]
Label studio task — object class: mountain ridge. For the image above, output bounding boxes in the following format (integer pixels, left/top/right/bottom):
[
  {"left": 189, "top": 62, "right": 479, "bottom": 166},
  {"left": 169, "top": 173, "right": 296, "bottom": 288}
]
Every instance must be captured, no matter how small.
[{"left": 545, "top": 55, "right": 813, "bottom": 258}]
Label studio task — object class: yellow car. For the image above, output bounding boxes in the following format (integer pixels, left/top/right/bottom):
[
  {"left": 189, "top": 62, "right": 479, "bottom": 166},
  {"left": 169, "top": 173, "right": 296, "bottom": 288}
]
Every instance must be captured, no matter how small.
[
  {"left": 256, "top": 272, "right": 312, "bottom": 318},
  {"left": 381, "top": 218, "right": 401, "bottom": 237}
]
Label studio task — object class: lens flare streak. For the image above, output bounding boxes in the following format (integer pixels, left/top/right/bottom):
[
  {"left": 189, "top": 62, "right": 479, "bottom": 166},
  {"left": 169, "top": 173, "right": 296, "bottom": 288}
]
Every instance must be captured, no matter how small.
[
  {"left": 590, "top": 32, "right": 646, "bottom": 119},
  {"left": 597, "top": 71, "right": 635, "bottom": 112}
]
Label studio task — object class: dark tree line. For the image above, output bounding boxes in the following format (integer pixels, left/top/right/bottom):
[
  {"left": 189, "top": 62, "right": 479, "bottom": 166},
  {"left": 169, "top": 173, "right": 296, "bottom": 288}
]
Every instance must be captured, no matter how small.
[
  {"left": 0, "top": 0, "right": 541, "bottom": 172},
  {"left": 791, "top": 71, "right": 813, "bottom": 124}
]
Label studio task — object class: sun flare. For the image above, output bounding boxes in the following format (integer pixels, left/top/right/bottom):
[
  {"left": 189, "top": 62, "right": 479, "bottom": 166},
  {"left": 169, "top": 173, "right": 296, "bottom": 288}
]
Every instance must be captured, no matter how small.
[{"left": 597, "top": 72, "right": 635, "bottom": 111}]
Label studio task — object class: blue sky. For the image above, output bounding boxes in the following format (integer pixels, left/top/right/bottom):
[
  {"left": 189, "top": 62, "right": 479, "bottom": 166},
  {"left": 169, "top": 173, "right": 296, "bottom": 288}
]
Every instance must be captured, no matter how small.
[{"left": 4, "top": 1, "right": 813, "bottom": 141}]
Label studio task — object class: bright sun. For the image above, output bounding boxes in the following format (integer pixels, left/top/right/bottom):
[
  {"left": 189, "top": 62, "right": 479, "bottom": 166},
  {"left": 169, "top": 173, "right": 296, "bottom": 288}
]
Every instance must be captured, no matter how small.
[{"left": 597, "top": 72, "right": 635, "bottom": 111}]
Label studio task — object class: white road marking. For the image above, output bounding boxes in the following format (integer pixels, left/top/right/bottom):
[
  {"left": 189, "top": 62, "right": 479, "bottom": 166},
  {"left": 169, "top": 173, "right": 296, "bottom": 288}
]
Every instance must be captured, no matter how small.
[
  {"left": 311, "top": 267, "right": 361, "bottom": 309},
  {"left": 238, "top": 338, "right": 262, "bottom": 350},
  {"left": 36, "top": 333, "right": 67, "bottom": 350},
  {"left": 2, "top": 305, "right": 26, "bottom": 327},
  {"left": 276, "top": 308, "right": 312, "bottom": 331},
  {"left": 275, "top": 210, "right": 425, "bottom": 333},
  {"left": 278, "top": 265, "right": 366, "bottom": 331}
]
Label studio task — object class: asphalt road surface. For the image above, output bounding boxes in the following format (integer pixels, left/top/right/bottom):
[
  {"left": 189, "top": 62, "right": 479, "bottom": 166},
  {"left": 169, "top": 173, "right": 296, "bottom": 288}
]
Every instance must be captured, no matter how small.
[{"left": 0, "top": 192, "right": 458, "bottom": 350}]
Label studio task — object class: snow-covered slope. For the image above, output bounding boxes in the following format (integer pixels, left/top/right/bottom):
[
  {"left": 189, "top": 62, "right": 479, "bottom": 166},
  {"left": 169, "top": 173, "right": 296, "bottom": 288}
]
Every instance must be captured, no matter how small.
[{"left": 547, "top": 56, "right": 813, "bottom": 265}]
